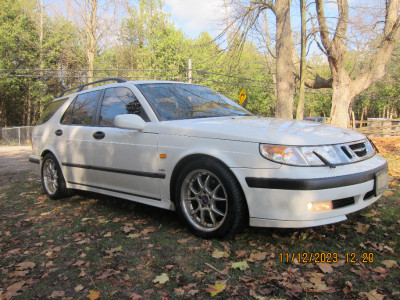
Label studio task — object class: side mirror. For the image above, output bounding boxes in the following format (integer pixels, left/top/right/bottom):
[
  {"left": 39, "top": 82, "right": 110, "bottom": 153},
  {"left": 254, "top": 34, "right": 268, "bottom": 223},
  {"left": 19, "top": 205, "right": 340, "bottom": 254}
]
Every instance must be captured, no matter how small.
[{"left": 114, "top": 114, "right": 146, "bottom": 131}]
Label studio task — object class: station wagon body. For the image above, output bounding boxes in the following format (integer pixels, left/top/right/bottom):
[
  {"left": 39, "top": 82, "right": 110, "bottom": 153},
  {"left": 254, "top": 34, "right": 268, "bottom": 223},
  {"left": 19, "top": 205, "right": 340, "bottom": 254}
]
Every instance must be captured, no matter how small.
[{"left": 29, "top": 79, "right": 389, "bottom": 238}]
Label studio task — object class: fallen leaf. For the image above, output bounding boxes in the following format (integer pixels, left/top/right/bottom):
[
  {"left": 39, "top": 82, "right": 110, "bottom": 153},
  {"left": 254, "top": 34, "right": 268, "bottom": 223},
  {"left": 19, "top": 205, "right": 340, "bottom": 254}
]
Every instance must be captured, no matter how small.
[
  {"left": 105, "top": 246, "right": 122, "bottom": 256},
  {"left": 373, "top": 267, "right": 387, "bottom": 274},
  {"left": 153, "top": 273, "right": 169, "bottom": 284},
  {"left": 86, "top": 290, "right": 100, "bottom": 300},
  {"left": 10, "top": 270, "right": 29, "bottom": 278},
  {"left": 129, "top": 292, "right": 143, "bottom": 299},
  {"left": 103, "top": 232, "right": 112, "bottom": 237},
  {"left": 127, "top": 233, "right": 140, "bottom": 239},
  {"left": 249, "top": 289, "right": 267, "bottom": 299},
  {"left": 73, "top": 260, "right": 85, "bottom": 267},
  {"left": 81, "top": 218, "right": 94, "bottom": 222},
  {"left": 79, "top": 269, "right": 87, "bottom": 277},
  {"left": 141, "top": 227, "right": 156, "bottom": 235},
  {"left": 343, "top": 281, "right": 353, "bottom": 296},
  {"left": 177, "top": 238, "right": 191, "bottom": 244},
  {"left": 249, "top": 252, "right": 267, "bottom": 261},
  {"left": 49, "top": 291, "right": 65, "bottom": 298},
  {"left": 45, "top": 251, "right": 58, "bottom": 259},
  {"left": 235, "top": 250, "right": 247, "bottom": 258},
  {"left": 4, "top": 281, "right": 26, "bottom": 298},
  {"left": 122, "top": 225, "right": 134, "bottom": 233},
  {"left": 74, "top": 284, "right": 84, "bottom": 292},
  {"left": 205, "top": 282, "right": 226, "bottom": 296},
  {"left": 359, "top": 289, "right": 385, "bottom": 300},
  {"left": 212, "top": 249, "right": 229, "bottom": 259},
  {"left": 193, "top": 271, "right": 205, "bottom": 278},
  {"left": 174, "top": 288, "right": 185, "bottom": 296},
  {"left": 316, "top": 262, "right": 334, "bottom": 274},
  {"left": 354, "top": 222, "right": 370, "bottom": 234},
  {"left": 16, "top": 262, "right": 36, "bottom": 270},
  {"left": 381, "top": 260, "right": 398, "bottom": 268},
  {"left": 187, "top": 289, "right": 199, "bottom": 296},
  {"left": 383, "top": 190, "right": 394, "bottom": 197},
  {"left": 232, "top": 261, "right": 249, "bottom": 271}
]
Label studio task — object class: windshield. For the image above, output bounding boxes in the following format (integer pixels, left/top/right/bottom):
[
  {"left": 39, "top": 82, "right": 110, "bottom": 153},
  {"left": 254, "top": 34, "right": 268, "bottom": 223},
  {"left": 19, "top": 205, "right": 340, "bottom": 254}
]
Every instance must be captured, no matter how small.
[{"left": 136, "top": 83, "right": 252, "bottom": 121}]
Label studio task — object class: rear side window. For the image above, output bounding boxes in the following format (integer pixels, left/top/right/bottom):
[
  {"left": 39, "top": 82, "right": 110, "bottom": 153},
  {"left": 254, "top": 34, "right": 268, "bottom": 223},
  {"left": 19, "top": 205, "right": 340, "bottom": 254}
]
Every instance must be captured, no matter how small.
[
  {"left": 99, "top": 87, "right": 149, "bottom": 126},
  {"left": 61, "top": 91, "right": 100, "bottom": 125},
  {"left": 36, "top": 98, "right": 69, "bottom": 125}
]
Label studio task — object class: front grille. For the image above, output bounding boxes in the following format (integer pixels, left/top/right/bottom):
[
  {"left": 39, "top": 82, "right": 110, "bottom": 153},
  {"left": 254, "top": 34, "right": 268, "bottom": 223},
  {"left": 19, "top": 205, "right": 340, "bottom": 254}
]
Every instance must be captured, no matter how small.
[
  {"left": 341, "top": 146, "right": 353, "bottom": 159},
  {"left": 332, "top": 197, "right": 355, "bottom": 209},
  {"left": 349, "top": 142, "right": 367, "bottom": 157}
]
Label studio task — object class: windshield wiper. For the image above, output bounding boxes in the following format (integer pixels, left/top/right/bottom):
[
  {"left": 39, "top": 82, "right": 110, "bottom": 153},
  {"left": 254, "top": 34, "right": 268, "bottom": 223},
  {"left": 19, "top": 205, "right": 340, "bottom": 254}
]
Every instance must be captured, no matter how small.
[{"left": 313, "top": 151, "right": 336, "bottom": 169}]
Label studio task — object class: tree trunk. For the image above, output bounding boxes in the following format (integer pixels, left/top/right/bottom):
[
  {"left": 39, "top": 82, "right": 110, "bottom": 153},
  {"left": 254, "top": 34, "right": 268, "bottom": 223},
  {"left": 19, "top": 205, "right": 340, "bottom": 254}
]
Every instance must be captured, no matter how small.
[
  {"left": 274, "top": 0, "right": 295, "bottom": 119},
  {"left": 296, "top": 0, "right": 306, "bottom": 120},
  {"left": 329, "top": 69, "right": 353, "bottom": 128},
  {"left": 315, "top": 0, "right": 400, "bottom": 128},
  {"left": 84, "top": 0, "right": 98, "bottom": 83}
]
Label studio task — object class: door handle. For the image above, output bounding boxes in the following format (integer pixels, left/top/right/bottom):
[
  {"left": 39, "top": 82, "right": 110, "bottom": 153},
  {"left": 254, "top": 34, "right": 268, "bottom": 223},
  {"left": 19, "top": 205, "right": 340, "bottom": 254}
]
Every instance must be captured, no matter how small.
[
  {"left": 55, "top": 129, "right": 63, "bottom": 136},
  {"left": 93, "top": 131, "right": 105, "bottom": 140}
]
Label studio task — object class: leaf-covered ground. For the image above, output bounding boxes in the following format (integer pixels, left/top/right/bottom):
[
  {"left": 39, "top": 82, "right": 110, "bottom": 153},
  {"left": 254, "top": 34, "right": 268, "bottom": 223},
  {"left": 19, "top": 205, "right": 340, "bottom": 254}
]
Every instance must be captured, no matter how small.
[{"left": 0, "top": 138, "right": 400, "bottom": 299}]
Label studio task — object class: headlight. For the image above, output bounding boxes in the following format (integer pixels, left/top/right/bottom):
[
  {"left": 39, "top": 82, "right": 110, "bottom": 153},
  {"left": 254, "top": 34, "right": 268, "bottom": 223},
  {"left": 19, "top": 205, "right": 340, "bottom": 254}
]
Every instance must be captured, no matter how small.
[
  {"left": 260, "top": 139, "right": 374, "bottom": 167},
  {"left": 260, "top": 145, "right": 309, "bottom": 166}
]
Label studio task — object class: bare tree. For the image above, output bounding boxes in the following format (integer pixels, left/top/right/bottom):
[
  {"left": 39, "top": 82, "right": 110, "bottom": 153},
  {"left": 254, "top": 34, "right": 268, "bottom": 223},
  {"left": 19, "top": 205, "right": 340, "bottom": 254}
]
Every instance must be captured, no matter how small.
[
  {"left": 220, "top": 0, "right": 296, "bottom": 119},
  {"left": 67, "top": 0, "right": 117, "bottom": 83},
  {"left": 314, "top": 0, "right": 400, "bottom": 127}
]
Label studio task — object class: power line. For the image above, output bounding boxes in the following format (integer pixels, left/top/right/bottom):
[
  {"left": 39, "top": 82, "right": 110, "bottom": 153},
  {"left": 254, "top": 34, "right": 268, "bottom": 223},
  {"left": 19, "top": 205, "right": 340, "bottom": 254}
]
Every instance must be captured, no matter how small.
[{"left": 1, "top": 72, "right": 399, "bottom": 101}]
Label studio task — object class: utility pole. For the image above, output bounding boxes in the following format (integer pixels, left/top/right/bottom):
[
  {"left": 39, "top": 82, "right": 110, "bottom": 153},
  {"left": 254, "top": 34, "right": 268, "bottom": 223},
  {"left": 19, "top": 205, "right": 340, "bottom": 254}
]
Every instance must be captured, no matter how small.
[
  {"left": 188, "top": 58, "right": 192, "bottom": 83},
  {"left": 39, "top": 0, "right": 44, "bottom": 118}
]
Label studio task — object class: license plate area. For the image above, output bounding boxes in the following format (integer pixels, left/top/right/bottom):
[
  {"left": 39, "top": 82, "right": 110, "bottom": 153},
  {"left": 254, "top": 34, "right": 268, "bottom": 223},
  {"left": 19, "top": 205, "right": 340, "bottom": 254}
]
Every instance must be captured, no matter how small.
[{"left": 375, "top": 168, "right": 389, "bottom": 197}]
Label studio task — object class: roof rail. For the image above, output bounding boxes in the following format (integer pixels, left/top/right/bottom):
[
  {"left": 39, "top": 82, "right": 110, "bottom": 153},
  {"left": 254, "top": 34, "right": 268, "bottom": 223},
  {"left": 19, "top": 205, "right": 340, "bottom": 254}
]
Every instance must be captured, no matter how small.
[{"left": 58, "top": 77, "right": 127, "bottom": 98}]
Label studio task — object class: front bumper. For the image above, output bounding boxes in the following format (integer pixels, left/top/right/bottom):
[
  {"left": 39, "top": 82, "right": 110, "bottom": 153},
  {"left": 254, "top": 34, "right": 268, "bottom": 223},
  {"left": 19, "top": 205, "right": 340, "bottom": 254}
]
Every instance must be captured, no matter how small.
[{"left": 231, "top": 154, "right": 388, "bottom": 228}]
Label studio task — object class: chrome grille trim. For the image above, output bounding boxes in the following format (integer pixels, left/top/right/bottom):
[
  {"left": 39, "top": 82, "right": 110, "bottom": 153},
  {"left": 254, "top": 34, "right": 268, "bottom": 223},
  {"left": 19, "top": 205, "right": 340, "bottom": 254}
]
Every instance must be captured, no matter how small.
[{"left": 337, "top": 139, "right": 375, "bottom": 163}]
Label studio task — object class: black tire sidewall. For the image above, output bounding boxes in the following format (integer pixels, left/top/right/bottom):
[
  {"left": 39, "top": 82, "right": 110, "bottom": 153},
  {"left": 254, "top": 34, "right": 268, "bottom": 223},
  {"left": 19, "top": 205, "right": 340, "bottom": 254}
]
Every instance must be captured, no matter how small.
[
  {"left": 175, "top": 158, "right": 245, "bottom": 238},
  {"left": 41, "top": 153, "right": 68, "bottom": 199}
]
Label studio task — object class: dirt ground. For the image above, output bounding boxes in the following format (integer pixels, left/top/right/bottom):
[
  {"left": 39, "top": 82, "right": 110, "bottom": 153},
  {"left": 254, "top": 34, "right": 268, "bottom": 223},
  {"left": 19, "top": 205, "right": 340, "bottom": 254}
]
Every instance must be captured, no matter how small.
[{"left": 0, "top": 146, "right": 37, "bottom": 188}]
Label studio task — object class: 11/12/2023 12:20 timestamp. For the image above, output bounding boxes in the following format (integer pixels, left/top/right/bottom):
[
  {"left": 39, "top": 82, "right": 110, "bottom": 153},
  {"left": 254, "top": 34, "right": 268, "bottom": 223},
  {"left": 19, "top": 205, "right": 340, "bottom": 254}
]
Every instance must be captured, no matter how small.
[{"left": 279, "top": 252, "right": 374, "bottom": 264}]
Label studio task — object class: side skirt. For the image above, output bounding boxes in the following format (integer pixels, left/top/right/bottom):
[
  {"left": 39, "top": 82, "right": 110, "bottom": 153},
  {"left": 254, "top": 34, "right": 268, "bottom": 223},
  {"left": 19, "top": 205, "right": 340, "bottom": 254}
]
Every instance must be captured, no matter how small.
[{"left": 67, "top": 181, "right": 173, "bottom": 210}]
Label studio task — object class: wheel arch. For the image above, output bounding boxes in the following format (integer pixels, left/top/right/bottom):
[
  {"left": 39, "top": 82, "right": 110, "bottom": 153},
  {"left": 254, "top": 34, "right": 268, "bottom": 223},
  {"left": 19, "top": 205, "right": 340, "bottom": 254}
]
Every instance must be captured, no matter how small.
[
  {"left": 169, "top": 154, "right": 249, "bottom": 218},
  {"left": 40, "top": 149, "right": 65, "bottom": 178}
]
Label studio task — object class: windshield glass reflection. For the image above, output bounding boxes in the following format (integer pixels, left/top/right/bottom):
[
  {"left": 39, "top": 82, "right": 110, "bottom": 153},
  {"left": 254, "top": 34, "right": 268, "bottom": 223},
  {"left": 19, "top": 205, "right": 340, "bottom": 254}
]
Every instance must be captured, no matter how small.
[{"left": 137, "top": 83, "right": 252, "bottom": 121}]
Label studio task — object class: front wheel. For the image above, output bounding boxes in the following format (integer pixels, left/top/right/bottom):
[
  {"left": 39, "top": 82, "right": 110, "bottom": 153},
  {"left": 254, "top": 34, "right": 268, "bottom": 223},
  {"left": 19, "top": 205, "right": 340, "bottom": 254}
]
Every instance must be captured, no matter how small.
[
  {"left": 175, "top": 158, "right": 247, "bottom": 238},
  {"left": 41, "top": 153, "right": 71, "bottom": 199}
]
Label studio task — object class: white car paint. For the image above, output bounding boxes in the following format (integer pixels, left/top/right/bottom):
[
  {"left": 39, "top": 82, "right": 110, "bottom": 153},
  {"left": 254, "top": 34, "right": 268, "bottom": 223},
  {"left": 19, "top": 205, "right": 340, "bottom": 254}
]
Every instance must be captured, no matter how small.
[{"left": 30, "top": 81, "right": 389, "bottom": 233}]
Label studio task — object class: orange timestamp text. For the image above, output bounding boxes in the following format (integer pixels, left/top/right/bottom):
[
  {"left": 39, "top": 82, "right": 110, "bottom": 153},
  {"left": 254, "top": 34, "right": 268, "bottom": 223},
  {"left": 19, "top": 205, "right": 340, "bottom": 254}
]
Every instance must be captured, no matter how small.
[{"left": 279, "top": 252, "right": 374, "bottom": 264}]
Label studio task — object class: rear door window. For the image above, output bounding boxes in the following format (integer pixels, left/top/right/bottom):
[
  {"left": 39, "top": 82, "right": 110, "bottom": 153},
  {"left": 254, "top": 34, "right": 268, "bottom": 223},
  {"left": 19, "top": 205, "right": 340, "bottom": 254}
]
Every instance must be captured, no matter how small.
[
  {"left": 99, "top": 87, "right": 149, "bottom": 126},
  {"left": 61, "top": 91, "right": 101, "bottom": 125},
  {"left": 36, "top": 98, "right": 69, "bottom": 125}
]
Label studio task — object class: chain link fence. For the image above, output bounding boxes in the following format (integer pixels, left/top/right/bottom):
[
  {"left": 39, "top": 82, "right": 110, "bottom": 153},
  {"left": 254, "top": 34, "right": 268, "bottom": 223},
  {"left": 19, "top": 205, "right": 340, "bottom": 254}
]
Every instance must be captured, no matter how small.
[{"left": 0, "top": 126, "right": 33, "bottom": 146}]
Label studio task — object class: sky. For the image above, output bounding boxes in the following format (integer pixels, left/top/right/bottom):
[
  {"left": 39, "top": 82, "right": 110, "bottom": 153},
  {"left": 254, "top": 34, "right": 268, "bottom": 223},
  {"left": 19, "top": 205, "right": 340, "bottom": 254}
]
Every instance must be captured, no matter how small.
[{"left": 163, "top": 0, "right": 227, "bottom": 39}]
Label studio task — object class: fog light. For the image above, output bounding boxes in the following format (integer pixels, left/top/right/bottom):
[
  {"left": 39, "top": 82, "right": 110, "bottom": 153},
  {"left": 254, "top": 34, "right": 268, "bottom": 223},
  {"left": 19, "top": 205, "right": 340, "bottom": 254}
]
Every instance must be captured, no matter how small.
[{"left": 308, "top": 201, "right": 333, "bottom": 212}]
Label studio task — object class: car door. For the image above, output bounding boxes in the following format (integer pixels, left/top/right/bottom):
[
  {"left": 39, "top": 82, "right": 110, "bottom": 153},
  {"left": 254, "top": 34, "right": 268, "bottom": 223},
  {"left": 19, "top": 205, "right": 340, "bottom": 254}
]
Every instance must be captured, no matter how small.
[
  {"left": 56, "top": 90, "right": 102, "bottom": 186},
  {"left": 84, "top": 86, "right": 161, "bottom": 201}
]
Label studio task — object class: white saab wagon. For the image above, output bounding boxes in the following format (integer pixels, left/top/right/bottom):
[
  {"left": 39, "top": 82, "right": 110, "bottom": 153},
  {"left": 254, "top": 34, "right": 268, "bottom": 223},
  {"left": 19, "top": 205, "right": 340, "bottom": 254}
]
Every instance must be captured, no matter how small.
[{"left": 29, "top": 78, "right": 389, "bottom": 238}]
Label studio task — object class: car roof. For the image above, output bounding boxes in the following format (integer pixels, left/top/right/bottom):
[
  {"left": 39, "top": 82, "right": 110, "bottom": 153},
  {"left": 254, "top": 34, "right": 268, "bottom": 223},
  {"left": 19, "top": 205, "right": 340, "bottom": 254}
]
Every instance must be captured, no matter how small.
[{"left": 53, "top": 80, "right": 191, "bottom": 101}]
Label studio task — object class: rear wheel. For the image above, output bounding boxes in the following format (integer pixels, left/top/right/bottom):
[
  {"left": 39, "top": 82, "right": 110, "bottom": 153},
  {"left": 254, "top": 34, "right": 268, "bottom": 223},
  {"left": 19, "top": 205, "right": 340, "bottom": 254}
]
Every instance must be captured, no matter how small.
[
  {"left": 41, "top": 153, "right": 71, "bottom": 199},
  {"left": 175, "top": 158, "right": 247, "bottom": 238}
]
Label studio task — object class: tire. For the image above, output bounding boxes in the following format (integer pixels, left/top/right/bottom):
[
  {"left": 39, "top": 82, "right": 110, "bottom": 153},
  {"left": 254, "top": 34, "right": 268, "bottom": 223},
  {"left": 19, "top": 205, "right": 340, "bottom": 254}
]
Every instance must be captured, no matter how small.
[
  {"left": 41, "top": 153, "right": 71, "bottom": 199},
  {"left": 175, "top": 158, "right": 247, "bottom": 239}
]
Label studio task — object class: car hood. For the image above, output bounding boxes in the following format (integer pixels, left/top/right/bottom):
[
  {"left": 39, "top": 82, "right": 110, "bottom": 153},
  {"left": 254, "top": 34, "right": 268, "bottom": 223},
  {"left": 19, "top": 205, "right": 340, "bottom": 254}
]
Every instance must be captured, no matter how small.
[{"left": 154, "top": 116, "right": 366, "bottom": 146}]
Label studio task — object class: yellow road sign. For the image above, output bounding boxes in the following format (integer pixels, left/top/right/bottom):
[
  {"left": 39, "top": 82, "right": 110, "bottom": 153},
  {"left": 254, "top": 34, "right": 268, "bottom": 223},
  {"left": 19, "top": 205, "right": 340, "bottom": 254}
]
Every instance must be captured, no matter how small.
[{"left": 239, "top": 88, "right": 246, "bottom": 105}]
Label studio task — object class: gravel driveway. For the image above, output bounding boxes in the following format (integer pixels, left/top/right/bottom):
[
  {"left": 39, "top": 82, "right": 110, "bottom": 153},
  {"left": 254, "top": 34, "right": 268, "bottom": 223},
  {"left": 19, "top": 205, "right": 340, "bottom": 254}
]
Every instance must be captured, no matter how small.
[{"left": 0, "top": 146, "right": 37, "bottom": 188}]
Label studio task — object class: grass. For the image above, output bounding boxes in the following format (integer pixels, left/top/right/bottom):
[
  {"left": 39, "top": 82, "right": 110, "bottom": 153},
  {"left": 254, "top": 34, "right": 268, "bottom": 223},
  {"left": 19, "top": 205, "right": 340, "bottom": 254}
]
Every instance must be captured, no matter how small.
[{"left": 0, "top": 146, "right": 400, "bottom": 299}]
